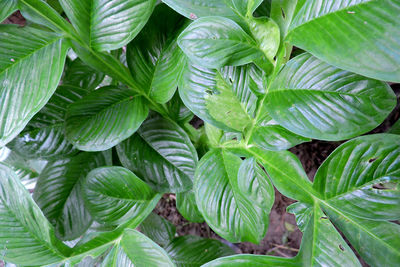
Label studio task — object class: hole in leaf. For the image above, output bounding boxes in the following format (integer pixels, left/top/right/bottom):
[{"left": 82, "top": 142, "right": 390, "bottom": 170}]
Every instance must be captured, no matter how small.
[
  {"left": 205, "top": 89, "right": 213, "bottom": 95},
  {"left": 281, "top": 8, "right": 286, "bottom": 19},
  {"left": 339, "top": 244, "right": 345, "bottom": 251},
  {"left": 368, "top": 157, "right": 377, "bottom": 163},
  {"left": 320, "top": 216, "right": 328, "bottom": 220},
  {"left": 229, "top": 77, "right": 233, "bottom": 83},
  {"left": 372, "top": 182, "right": 397, "bottom": 190}
]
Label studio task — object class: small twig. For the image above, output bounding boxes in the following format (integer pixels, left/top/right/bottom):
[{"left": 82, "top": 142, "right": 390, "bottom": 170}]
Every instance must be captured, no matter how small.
[
  {"left": 272, "top": 244, "right": 299, "bottom": 252},
  {"left": 274, "top": 249, "right": 291, "bottom": 258}
]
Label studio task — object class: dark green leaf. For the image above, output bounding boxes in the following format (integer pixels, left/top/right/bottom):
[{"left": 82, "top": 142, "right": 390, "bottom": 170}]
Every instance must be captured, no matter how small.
[
  {"left": 287, "top": 0, "right": 400, "bottom": 82},
  {"left": 202, "top": 255, "right": 298, "bottom": 267},
  {"left": 34, "top": 151, "right": 111, "bottom": 240},
  {"left": 0, "top": 0, "right": 17, "bottom": 22},
  {"left": 59, "top": 0, "right": 157, "bottom": 51},
  {"left": 63, "top": 58, "right": 105, "bottom": 90},
  {"left": 140, "top": 213, "right": 176, "bottom": 247},
  {"left": 266, "top": 53, "right": 396, "bottom": 141},
  {"left": 313, "top": 134, "right": 400, "bottom": 220},
  {"left": 176, "top": 191, "right": 204, "bottom": 223},
  {"left": 0, "top": 25, "right": 68, "bottom": 146},
  {"left": 66, "top": 86, "right": 148, "bottom": 151},
  {"left": 178, "top": 17, "right": 263, "bottom": 69},
  {"left": 8, "top": 85, "right": 87, "bottom": 159},
  {"left": 117, "top": 116, "right": 198, "bottom": 193},
  {"left": 0, "top": 163, "right": 69, "bottom": 265},
  {"left": 127, "top": 4, "right": 187, "bottom": 104},
  {"left": 390, "top": 119, "right": 400, "bottom": 134},
  {"left": 164, "top": 235, "right": 235, "bottom": 266},
  {"left": 83, "top": 166, "right": 161, "bottom": 225},
  {"left": 323, "top": 203, "right": 400, "bottom": 267},
  {"left": 194, "top": 150, "right": 274, "bottom": 243}
]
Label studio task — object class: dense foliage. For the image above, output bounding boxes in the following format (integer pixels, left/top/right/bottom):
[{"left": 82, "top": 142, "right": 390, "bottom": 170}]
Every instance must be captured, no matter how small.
[{"left": 0, "top": 0, "right": 399, "bottom": 266}]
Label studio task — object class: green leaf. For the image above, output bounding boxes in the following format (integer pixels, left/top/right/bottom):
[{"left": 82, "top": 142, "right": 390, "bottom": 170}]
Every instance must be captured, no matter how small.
[
  {"left": 248, "top": 17, "right": 280, "bottom": 63},
  {"left": 323, "top": 203, "right": 400, "bottom": 267},
  {"left": 8, "top": 85, "right": 87, "bottom": 159},
  {"left": 266, "top": 53, "right": 396, "bottom": 141},
  {"left": 0, "top": 0, "right": 17, "bottom": 22},
  {"left": 0, "top": 25, "right": 68, "bottom": 146},
  {"left": 66, "top": 86, "right": 148, "bottom": 151},
  {"left": 313, "top": 134, "right": 400, "bottom": 220},
  {"left": 140, "top": 213, "right": 176, "bottom": 247},
  {"left": 270, "top": 0, "right": 298, "bottom": 39},
  {"left": 83, "top": 167, "right": 161, "bottom": 226},
  {"left": 390, "top": 119, "right": 400, "bottom": 134},
  {"left": 0, "top": 163, "right": 69, "bottom": 265},
  {"left": 59, "top": 0, "right": 157, "bottom": 51},
  {"left": 178, "top": 16, "right": 263, "bottom": 69},
  {"left": 194, "top": 150, "right": 274, "bottom": 243},
  {"left": 117, "top": 116, "right": 198, "bottom": 193},
  {"left": 162, "top": 0, "right": 238, "bottom": 20},
  {"left": 287, "top": 0, "right": 400, "bottom": 82},
  {"left": 63, "top": 58, "right": 105, "bottom": 90},
  {"left": 164, "top": 235, "right": 235, "bottom": 266},
  {"left": 297, "top": 203, "right": 361, "bottom": 267},
  {"left": 250, "top": 147, "right": 316, "bottom": 203},
  {"left": 223, "top": 0, "right": 264, "bottom": 17},
  {"left": 202, "top": 255, "right": 298, "bottom": 267},
  {"left": 286, "top": 202, "right": 312, "bottom": 232},
  {"left": 179, "top": 62, "right": 260, "bottom": 132},
  {"left": 127, "top": 4, "right": 187, "bottom": 104},
  {"left": 249, "top": 104, "right": 310, "bottom": 151},
  {"left": 34, "top": 151, "right": 111, "bottom": 240},
  {"left": 176, "top": 191, "right": 204, "bottom": 223}
]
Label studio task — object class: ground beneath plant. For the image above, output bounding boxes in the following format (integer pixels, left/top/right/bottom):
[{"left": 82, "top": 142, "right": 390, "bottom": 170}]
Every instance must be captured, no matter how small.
[{"left": 3, "top": 13, "right": 400, "bottom": 266}]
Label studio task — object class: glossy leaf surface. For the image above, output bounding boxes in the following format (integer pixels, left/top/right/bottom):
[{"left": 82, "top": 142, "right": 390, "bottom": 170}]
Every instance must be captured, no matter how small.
[
  {"left": 8, "top": 85, "right": 87, "bottom": 159},
  {"left": 0, "top": 163, "right": 68, "bottom": 265},
  {"left": 0, "top": 25, "right": 68, "bottom": 146},
  {"left": 176, "top": 190, "right": 204, "bottom": 223},
  {"left": 178, "top": 17, "right": 262, "bottom": 69},
  {"left": 83, "top": 167, "right": 161, "bottom": 225},
  {"left": 66, "top": 86, "right": 148, "bottom": 151},
  {"left": 179, "top": 63, "right": 260, "bottom": 132},
  {"left": 34, "top": 151, "right": 110, "bottom": 240},
  {"left": 203, "top": 255, "right": 298, "bottom": 267},
  {"left": 117, "top": 116, "right": 198, "bottom": 193},
  {"left": 140, "top": 213, "right": 176, "bottom": 247},
  {"left": 266, "top": 53, "right": 396, "bottom": 140},
  {"left": 288, "top": 0, "right": 400, "bottom": 82},
  {"left": 63, "top": 58, "right": 105, "bottom": 90},
  {"left": 0, "top": 0, "right": 17, "bottom": 22},
  {"left": 164, "top": 235, "right": 235, "bottom": 267},
  {"left": 127, "top": 4, "right": 187, "bottom": 104},
  {"left": 314, "top": 134, "right": 400, "bottom": 220},
  {"left": 194, "top": 150, "right": 274, "bottom": 243},
  {"left": 59, "top": 0, "right": 157, "bottom": 51}
]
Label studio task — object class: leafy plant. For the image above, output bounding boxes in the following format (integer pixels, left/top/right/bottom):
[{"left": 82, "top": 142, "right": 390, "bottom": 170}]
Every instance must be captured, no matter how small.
[{"left": 0, "top": 0, "right": 399, "bottom": 266}]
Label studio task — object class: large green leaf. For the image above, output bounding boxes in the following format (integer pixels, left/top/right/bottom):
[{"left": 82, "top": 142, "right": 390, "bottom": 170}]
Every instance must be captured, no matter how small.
[
  {"left": 296, "top": 203, "right": 361, "bottom": 267},
  {"left": 161, "top": 0, "right": 238, "bottom": 20},
  {"left": 176, "top": 190, "right": 204, "bottom": 223},
  {"left": 59, "top": 0, "right": 157, "bottom": 51},
  {"left": 0, "top": 163, "right": 69, "bottom": 265},
  {"left": 249, "top": 104, "right": 310, "bottom": 151},
  {"left": 164, "top": 235, "right": 235, "bottom": 267},
  {"left": 202, "top": 255, "right": 298, "bottom": 267},
  {"left": 0, "top": 25, "right": 68, "bottom": 147},
  {"left": 102, "top": 229, "right": 174, "bottom": 267},
  {"left": 66, "top": 86, "right": 148, "bottom": 151},
  {"left": 0, "top": 0, "right": 17, "bottom": 22},
  {"left": 323, "top": 204, "right": 400, "bottom": 267},
  {"left": 178, "top": 16, "right": 263, "bottom": 69},
  {"left": 140, "top": 213, "right": 176, "bottom": 247},
  {"left": 83, "top": 166, "right": 161, "bottom": 225},
  {"left": 34, "top": 151, "right": 111, "bottom": 240},
  {"left": 127, "top": 4, "right": 187, "bottom": 104},
  {"left": 313, "top": 134, "right": 400, "bottom": 220},
  {"left": 250, "top": 147, "right": 315, "bottom": 203},
  {"left": 8, "top": 85, "right": 87, "bottom": 159},
  {"left": 63, "top": 58, "right": 105, "bottom": 90},
  {"left": 287, "top": 0, "right": 400, "bottom": 82},
  {"left": 266, "top": 53, "right": 396, "bottom": 141},
  {"left": 179, "top": 62, "right": 260, "bottom": 132},
  {"left": 390, "top": 119, "right": 400, "bottom": 134},
  {"left": 117, "top": 116, "right": 198, "bottom": 193},
  {"left": 194, "top": 150, "right": 274, "bottom": 243}
]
